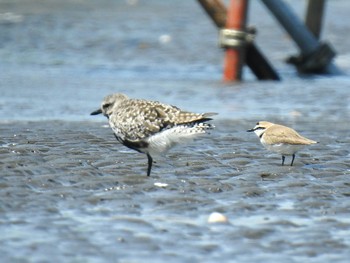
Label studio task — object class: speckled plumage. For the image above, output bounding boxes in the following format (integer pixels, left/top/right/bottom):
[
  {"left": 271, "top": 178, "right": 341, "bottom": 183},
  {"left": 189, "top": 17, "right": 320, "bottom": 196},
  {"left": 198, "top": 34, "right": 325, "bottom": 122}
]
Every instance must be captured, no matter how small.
[{"left": 91, "top": 93, "right": 216, "bottom": 176}]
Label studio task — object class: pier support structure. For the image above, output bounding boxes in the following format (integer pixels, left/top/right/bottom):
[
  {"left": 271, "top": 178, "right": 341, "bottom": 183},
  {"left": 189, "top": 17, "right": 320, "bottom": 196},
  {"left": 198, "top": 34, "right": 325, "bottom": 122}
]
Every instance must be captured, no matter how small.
[
  {"left": 261, "top": 0, "right": 338, "bottom": 74},
  {"left": 222, "top": 0, "right": 248, "bottom": 81},
  {"left": 305, "top": 0, "right": 325, "bottom": 39},
  {"left": 197, "top": 0, "right": 280, "bottom": 81},
  {"left": 197, "top": 0, "right": 339, "bottom": 80}
]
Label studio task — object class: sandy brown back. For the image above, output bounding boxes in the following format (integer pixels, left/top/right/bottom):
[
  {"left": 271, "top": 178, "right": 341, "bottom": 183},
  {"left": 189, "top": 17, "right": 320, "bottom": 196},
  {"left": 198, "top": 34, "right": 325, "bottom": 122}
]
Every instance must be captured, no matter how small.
[{"left": 263, "top": 124, "right": 317, "bottom": 145}]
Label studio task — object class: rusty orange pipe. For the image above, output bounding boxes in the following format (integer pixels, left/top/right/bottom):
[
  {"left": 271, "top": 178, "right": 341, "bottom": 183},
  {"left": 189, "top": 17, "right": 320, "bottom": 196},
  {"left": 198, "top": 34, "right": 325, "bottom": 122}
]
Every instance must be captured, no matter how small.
[{"left": 223, "top": 0, "right": 249, "bottom": 81}]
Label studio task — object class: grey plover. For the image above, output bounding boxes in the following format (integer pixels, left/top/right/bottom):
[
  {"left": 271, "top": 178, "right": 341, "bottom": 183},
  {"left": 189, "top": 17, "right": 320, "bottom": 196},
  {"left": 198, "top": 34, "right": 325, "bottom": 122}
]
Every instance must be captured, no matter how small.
[
  {"left": 91, "top": 93, "right": 216, "bottom": 176},
  {"left": 247, "top": 121, "right": 317, "bottom": 166}
]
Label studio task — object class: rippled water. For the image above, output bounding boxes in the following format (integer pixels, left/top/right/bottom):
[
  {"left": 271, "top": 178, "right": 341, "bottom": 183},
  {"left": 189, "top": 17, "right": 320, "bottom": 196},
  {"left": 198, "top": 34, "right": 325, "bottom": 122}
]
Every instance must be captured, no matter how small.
[
  {"left": 1, "top": 0, "right": 350, "bottom": 262},
  {"left": 1, "top": 120, "right": 349, "bottom": 263}
]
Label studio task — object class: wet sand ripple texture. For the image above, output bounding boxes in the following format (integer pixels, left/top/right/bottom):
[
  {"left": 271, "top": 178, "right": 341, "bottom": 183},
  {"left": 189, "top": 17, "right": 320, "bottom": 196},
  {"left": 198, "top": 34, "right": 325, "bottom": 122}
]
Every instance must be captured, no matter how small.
[{"left": 1, "top": 120, "right": 349, "bottom": 262}]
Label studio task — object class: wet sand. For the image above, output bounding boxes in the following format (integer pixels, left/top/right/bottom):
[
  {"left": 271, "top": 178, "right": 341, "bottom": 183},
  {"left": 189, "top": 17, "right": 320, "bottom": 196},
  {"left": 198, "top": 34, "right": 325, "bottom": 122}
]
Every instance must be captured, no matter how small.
[
  {"left": 1, "top": 0, "right": 350, "bottom": 262},
  {"left": 1, "top": 120, "right": 349, "bottom": 262}
]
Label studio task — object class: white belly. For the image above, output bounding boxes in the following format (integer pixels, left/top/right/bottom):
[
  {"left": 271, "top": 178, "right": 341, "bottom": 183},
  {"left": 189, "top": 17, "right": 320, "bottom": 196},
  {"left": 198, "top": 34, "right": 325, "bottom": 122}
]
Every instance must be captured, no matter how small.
[
  {"left": 146, "top": 125, "right": 207, "bottom": 156},
  {"left": 261, "top": 141, "right": 305, "bottom": 155}
]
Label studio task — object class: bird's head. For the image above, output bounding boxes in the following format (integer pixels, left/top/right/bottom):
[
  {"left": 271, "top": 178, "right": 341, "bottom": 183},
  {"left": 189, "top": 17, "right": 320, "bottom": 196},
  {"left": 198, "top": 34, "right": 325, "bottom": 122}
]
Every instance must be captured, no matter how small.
[
  {"left": 90, "top": 93, "right": 128, "bottom": 118},
  {"left": 247, "top": 121, "right": 274, "bottom": 138}
]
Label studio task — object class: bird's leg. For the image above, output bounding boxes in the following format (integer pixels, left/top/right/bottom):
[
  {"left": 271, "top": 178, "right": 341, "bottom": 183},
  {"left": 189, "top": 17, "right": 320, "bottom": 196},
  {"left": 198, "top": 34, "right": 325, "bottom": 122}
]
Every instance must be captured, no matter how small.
[
  {"left": 290, "top": 154, "right": 296, "bottom": 166},
  {"left": 281, "top": 155, "right": 285, "bottom": 166},
  {"left": 146, "top": 154, "right": 153, "bottom": 177}
]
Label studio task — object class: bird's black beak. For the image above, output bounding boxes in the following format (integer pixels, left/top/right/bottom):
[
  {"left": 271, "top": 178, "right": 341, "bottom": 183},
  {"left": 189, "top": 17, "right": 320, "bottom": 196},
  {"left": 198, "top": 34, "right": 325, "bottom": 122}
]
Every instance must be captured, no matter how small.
[
  {"left": 247, "top": 128, "right": 255, "bottom": 132},
  {"left": 90, "top": 108, "right": 103, "bottom": 115}
]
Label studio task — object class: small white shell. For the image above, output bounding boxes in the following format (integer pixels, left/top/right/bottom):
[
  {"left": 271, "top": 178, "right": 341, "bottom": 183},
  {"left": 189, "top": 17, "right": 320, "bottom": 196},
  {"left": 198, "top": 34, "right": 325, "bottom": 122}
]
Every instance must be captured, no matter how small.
[
  {"left": 154, "top": 182, "right": 168, "bottom": 188},
  {"left": 207, "top": 212, "right": 229, "bottom": 224}
]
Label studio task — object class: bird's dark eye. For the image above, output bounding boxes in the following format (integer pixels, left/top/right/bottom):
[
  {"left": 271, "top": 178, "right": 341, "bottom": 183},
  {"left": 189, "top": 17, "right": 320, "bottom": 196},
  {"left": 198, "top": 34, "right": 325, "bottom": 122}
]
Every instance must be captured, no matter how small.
[{"left": 102, "top": 103, "right": 112, "bottom": 110}]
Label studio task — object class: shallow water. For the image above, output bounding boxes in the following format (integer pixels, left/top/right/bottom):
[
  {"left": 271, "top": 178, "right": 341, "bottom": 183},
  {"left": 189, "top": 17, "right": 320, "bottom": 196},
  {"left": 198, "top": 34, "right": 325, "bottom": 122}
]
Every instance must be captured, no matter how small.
[
  {"left": 1, "top": 120, "right": 349, "bottom": 263},
  {"left": 1, "top": 0, "right": 350, "bottom": 262}
]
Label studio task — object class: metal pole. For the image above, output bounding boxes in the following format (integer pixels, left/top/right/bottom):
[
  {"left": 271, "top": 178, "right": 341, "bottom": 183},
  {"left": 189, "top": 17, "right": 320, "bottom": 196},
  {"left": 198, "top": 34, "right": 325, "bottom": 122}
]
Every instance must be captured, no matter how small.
[
  {"left": 261, "top": 0, "right": 339, "bottom": 74},
  {"left": 197, "top": 0, "right": 280, "bottom": 80},
  {"left": 197, "top": 0, "right": 227, "bottom": 27},
  {"left": 223, "top": 0, "right": 249, "bottom": 81},
  {"left": 261, "top": 0, "right": 317, "bottom": 54},
  {"left": 305, "top": 0, "right": 325, "bottom": 39}
]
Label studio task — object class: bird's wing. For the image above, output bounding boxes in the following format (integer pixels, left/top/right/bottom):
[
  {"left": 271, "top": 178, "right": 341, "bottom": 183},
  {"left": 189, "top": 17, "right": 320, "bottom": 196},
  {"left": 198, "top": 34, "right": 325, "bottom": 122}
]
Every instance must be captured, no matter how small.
[
  {"left": 265, "top": 125, "right": 316, "bottom": 145},
  {"left": 152, "top": 101, "right": 217, "bottom": 125},
  {"left": 108, "top": 99, "right": 204, "bottom": 141}
]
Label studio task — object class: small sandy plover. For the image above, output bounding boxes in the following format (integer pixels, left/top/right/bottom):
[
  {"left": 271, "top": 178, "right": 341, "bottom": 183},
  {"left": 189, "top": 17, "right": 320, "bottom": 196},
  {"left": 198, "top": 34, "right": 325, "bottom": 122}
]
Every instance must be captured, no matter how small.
[
  {"left": 91, "top": 93, "right": 216, "bottom": 176},
  {"left": 247, "top": 121, "right": 317, "bottom": 166}
]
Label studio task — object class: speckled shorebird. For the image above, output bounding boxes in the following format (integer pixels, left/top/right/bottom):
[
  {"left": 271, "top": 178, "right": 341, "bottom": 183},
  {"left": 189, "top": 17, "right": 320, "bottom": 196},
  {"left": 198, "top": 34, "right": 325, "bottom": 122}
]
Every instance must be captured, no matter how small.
[
  {"left": 247, "top": 121, "right": 318, "bottom": 166},
  {"left": 91, "top": 93, "right": 216, "bottom": 176}
]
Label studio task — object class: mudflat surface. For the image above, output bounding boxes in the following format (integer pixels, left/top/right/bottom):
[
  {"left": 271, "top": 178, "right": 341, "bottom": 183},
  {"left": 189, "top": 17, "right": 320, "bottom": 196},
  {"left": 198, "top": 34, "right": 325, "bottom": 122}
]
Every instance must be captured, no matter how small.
[
  {"left": 1, "top": 0, "right": 350, "bottom": 262},
  {"left": 1, "top": 120, "right": 349, "bottom": 262}
]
